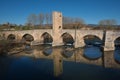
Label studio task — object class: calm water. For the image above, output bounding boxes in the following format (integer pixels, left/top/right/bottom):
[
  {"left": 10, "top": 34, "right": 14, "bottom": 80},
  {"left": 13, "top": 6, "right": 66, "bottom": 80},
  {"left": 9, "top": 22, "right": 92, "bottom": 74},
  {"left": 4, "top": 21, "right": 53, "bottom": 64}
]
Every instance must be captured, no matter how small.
[{"left": 0, "top": 44, "right": 120, "bottom": 80}]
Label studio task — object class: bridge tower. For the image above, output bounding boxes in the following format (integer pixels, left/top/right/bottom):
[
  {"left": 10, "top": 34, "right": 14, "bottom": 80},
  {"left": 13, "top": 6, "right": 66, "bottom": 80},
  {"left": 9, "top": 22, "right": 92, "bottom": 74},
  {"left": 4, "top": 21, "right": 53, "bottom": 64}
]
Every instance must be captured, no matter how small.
[{"left": 52, "top": 11, "right": 63, "bottom": 46}]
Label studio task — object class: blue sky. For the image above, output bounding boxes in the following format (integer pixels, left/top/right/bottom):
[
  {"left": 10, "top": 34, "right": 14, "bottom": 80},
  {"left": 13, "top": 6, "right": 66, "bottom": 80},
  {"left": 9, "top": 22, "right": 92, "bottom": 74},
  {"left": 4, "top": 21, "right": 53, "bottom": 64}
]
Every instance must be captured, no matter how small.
[{"left": 0, "top": 0, "right": 120, "bottom": 25}]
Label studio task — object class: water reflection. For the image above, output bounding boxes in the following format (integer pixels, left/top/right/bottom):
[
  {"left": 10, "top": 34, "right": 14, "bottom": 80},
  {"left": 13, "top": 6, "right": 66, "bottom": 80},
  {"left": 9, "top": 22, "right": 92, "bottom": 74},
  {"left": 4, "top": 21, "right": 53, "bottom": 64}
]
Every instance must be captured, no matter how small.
[
  {"left": 43, "top": 47, "right": 53, "bottom": 56},
  {"left": 3, "top": 56, "right": 54, "bottom": 80},
  {"left": 61, "top": 49, "right": 74, "bottom": 58},
  {"left": 24, "top": 44, "right": 33, "bottom": 53},
  {"left": 114, "top": 46, "right": 120, "bottom": 63},
  {"left": 0, "top": 53, "right": 120, "bottom": 80},
  {"left": 1, "top": 38, "right": 120, "bottom": 80},
  {"left": 84, "top": 46, "right": 102, "bottom": 59}
]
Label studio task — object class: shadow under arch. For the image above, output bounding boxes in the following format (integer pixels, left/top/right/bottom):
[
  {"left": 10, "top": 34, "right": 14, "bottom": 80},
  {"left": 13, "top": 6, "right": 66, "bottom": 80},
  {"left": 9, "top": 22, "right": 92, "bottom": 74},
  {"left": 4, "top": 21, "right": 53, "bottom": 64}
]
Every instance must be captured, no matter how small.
[
  {"left": 22, "top": 34, "right": 34, "bottom": 42},
  {"left": 114, "top": 37, "right": 120, "bottom": 64},
  {"left": 7, "top": 34, "right": 16, "bottom": 41},
  {"left": 83, "top": 35, "right": 103, "bottom": 47},
  {"left": 114, "top": 37, "right": 120, "bottom": 48},
  {"left": 41, "top": 32, "right": 53, "bottom": 44},
  {"left": 61, "top": 32, "right": 74, "bottom": 46}
]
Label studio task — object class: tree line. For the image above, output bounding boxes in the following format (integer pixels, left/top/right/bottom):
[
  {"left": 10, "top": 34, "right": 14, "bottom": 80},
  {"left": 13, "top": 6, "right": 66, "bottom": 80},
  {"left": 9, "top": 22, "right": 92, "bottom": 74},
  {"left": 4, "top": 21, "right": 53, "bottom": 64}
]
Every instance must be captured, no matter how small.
[
  {"left": 0, "top": 12, "right": 119, "bottom": 30},
  {"left": 63, "top": 16, "right": 85, "bottom": 29},
  {"left": 26, "top": 13, "right": 85, "bottom": 29},
  {"left": 26, "top": 13, "right": 52, "bottom": 29}
]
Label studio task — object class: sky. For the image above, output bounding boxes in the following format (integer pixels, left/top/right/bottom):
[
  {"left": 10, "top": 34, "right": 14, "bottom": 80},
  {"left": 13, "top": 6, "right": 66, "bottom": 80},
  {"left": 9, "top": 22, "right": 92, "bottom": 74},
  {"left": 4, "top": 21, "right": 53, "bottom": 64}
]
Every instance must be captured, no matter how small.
[{"left": 0, "top": 0, "right": 120, "bottom": 25}]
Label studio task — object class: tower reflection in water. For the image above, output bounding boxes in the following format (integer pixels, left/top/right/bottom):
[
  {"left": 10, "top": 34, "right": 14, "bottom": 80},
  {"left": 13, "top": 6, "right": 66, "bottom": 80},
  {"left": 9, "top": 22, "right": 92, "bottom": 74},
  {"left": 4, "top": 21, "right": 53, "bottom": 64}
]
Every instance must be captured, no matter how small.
[{"left": 0, "top": 43, "right": 120, "bottom": 80}]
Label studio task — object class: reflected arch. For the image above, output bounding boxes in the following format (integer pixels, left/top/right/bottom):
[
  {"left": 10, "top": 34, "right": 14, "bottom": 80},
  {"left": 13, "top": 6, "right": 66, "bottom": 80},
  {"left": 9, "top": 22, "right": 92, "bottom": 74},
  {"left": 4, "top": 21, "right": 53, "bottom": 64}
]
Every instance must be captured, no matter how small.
[
  {"left": 42, "top": 47, "right": 53, "bottom": 56},
  {"left": 61, "top": 32, "right": 74, "bottom": 45},
  {"left": 22, "top": 34, "right": 34, "bottom": 42},
  {"left": 7, "top": 34, "right": 16, "bottom": 41},
  {"left": 61, "top": 49, "right": 74, "bottom": 58},
  {"left": 41, "top": 32, "right": 53, "bottom": 44},
  {"left": 83, "top": 46, "right": 102, "bottom": 60}
]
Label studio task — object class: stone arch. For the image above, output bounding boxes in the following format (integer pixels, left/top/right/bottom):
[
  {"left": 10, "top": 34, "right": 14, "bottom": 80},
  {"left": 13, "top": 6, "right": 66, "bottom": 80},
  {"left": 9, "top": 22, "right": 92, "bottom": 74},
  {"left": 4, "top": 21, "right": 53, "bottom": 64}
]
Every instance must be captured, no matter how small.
[
  {"left": 114, "top": 37, "right": 120, "bottom": 47},
  {"left": 7, "top": 34, "right": 16, "bottom": 41},
  {"left": 41, "top": 32, "right": 53, "bottom": 44},
  {"left": 114, "top": 37, "right": 120, "bottom": 64},
  {"left": 22, "top": 34, "right": 34, "bottom": 42},
  {"left": 114, "top": 36, "right": 120, "bottom": 64},
  {"left": 61, "top": 32, "right": 75, "bottom": 45},
  {"left": 83, "top": 35, "right": 102, "bottom": 46}
]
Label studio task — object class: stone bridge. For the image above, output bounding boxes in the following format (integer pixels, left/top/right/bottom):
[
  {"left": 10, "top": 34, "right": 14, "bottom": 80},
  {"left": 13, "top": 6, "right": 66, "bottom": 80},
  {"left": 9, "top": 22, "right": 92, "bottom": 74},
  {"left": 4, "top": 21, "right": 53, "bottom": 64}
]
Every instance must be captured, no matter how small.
[
  {"left": 0, "top": 12, "right": 120, "bottom": 51},
  {"left": 0, "top": 11, "right": 120, "bottom": 76}
]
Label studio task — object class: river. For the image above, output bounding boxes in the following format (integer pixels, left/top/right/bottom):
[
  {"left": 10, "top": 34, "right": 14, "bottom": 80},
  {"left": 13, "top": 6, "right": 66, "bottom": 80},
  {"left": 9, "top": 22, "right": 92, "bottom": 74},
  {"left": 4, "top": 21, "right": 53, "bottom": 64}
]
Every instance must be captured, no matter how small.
[{"left": 0, "top": 44, "right": 120, "bottom": 80}]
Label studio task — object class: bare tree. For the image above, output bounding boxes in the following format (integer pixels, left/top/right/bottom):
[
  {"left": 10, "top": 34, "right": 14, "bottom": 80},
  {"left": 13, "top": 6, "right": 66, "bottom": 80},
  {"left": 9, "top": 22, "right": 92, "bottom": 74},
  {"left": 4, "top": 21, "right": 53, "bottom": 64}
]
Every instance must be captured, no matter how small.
[
  {"left": 27, "top": 14, "right": 37, "bottom": 29},
  {"left": 38, "top": 13, "right": 44, "bottom": 27},
  {"left": 45, "top": 13, "right": 52, "bottom": 27},
  {"left": 99, "top": 19, "right": 117, "bottom": 29},
  {"left": 63, "top": 16, "right": 85, "bottom": 29},
  {"left": 49, "top": 13, "right": 52, "bottom": 25},
  {"left": 74, "top": 18, "right": 85, "bottom": 28},
  {"left": 45, "top": 13, "right": 49, "bottom": 26},
  {"left": 63, "top": 16, "right": 74, "bottom": 24}
]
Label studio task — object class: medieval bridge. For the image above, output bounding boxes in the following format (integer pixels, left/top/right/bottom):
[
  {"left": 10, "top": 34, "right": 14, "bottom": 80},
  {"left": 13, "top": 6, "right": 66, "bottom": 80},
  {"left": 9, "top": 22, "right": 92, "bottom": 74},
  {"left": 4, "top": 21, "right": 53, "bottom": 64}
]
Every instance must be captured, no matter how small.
[
  {"left": 0, "top": 11, "right": 120, "bottom": 76},
  {"left": 0, "top": 12, "right": 120, "bottom": 51}
]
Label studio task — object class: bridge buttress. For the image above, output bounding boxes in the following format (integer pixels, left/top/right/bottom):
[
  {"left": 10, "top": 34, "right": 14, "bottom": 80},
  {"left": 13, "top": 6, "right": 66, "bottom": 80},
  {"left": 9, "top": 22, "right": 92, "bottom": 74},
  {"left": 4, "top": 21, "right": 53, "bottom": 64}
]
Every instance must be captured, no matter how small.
[
  {"left": 74, "top": 34, "right": 85, "bottom": 48},
  {"left": 104, "top": 31, "right": 115, "bottom": 51}
]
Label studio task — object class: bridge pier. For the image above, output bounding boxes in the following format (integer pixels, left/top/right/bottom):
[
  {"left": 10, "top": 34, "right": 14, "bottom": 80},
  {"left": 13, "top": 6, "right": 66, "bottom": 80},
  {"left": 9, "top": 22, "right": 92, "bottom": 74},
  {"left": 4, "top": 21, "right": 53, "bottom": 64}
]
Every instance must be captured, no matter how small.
[
  {"left": 74, "top": 34, "right": 85, "bottom": 48},
  {"left": 104, "top": 31, "right": 115, "bottom": 51},
  {"left": 104, "top": 43, "right": 114, "bottom": 51},
  {"left": 74, "top": 40, "right": 85, "bottom": 48}
]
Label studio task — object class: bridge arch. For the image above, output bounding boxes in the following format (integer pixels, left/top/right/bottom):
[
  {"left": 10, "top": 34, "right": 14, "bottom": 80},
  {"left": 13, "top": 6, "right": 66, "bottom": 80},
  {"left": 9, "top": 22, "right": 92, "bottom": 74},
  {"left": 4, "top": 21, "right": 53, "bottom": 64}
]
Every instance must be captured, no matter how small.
[
  {"left": 22, "top": 34, "right": 34, "bottom": 42},
  {"left": 7, "top": 34, "right": 16, "bottom": 41},
  {"left": 41, "top": 32, "right": 53, "bottom": 44},
  {"left": 114, "top": 37, "right": 120, "bottom": 47},
  {"left": 114, "top": 36, "right": 120, "bottom": 64},
  {"left": 61, "top": 32, "right": 74, "bottom": 45},
  {"left": 83, "top": 35, "right": 102, "bottom": 46}
]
